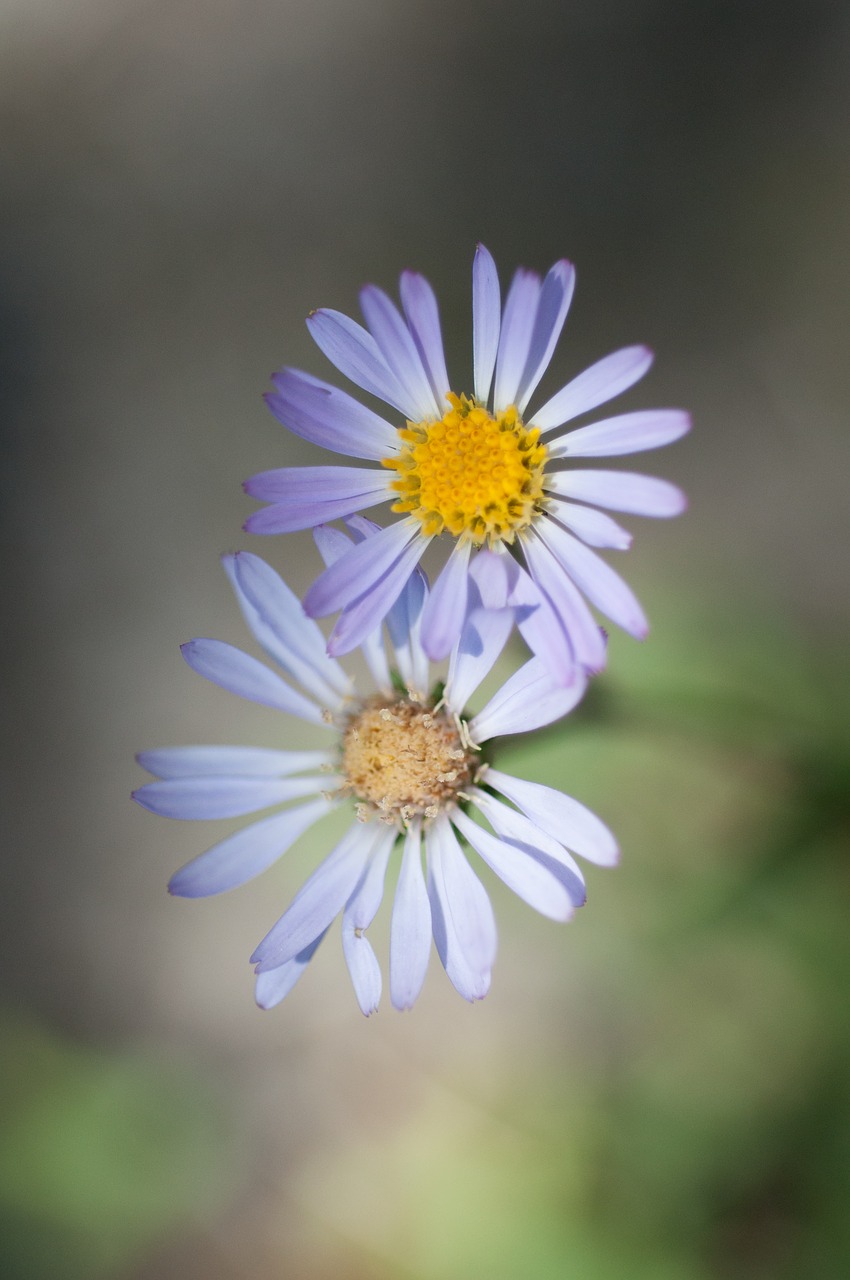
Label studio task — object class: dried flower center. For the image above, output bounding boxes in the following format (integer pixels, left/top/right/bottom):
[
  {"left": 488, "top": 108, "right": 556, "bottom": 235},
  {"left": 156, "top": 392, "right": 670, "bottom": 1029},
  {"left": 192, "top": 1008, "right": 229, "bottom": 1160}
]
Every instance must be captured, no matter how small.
[
  {"left": 383, "top": 392, "right": 548, "bottom": 547},
  {"left": 341, "top": 698, "right": 475, "bottom": 823}
]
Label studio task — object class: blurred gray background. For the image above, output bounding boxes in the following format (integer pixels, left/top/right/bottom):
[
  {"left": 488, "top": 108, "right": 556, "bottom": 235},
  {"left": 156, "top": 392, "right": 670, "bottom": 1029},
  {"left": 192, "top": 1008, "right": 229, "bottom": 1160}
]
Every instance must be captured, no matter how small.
[{"left": 1, "top": 1, "right": 849, "bottom": 1277}]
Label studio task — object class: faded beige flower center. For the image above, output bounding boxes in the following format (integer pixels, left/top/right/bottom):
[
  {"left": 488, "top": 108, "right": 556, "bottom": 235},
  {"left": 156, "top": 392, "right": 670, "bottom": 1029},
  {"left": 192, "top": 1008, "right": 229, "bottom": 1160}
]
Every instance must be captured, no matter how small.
[{"left": 341, "top": 699, "right": 474, "bottom": 822}]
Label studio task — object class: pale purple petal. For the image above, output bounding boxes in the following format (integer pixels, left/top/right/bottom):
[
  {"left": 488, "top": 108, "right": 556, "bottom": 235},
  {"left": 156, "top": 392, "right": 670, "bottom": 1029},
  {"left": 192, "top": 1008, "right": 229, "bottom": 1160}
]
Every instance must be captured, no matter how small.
[
  {"left": 133, "top": 774, "right": 331, "bottom": 821},
  {"left": 545, "top": 469, "right": 688, "bottom": 517},
  {"left": 305, "top": 310, "right": 412, "bottom": 416},
  {"left": 168, "top": 797, "right": 334, "bottom": 897},
  {"left": 327, "top": 540, "right": 431, "bottom": 659},
  {"left": 426, "top": 814, "right": 495, "bottom": 1001},
  {"left": 530, "top": 346, "right": 655, "bottom": 432},
  {"left": 493, "top": 269, "right": 541, "bottom": 413},
  {"left": 467, "top": 547, "right": 511, "bottom": 608},
  {"left": 136, "top": 746, "right": 332, "bottom": 779},
  {"left": 468, "top": 657, "right": 587, "bottom": 743},
  {"left": 252, "top": 822, "right": 378, "bottom": 970},
  {"left": 342, "top": 925, "right": 382, "bottom": 1016},
  {"left": 469, "top": 788, "right": 586, "bottom": 907},
  {"left": 548, "top": 409, "right": 691, "bottom": 459},
  {"left": 535, "top": 515, "right": 649, "bottom": 639},
  {"left": 444, "top": 606, "right": 514, "bottom": 715},
  {"left": 266, "top": 367, "right": 399, "bottom": 459},
  {"left": 385, "top": 561, "right": 429, "bottom": 694},
  {"left": 313, "top": 525, "right": 392, "bottom": 693},
  {"left": 224, "top": 552, "right": 349, "bottom": 703},
  {"left": 522, "top": 532, "right": 607, "bottom": 673},
  {"left": 419, "top": 540, "right": 471, "bottom": 662},
  {"left": 399, "top": 271, "right": 451, "bottom": 407},
  {"left": 359, "top": 286, "right": 441, "bottom": 421},
  {"left": 503, "top": 556, "right": 578, "bottom": 687},
  {"left": 515, "top": 260, "right": 575, "bottom": 412},
  {"left": 390, "top": 821, "right": 432, "bottom": 1010},
  {"left": 342, "top": 827, "right": 395, "bottom": 1017},
  {"left": 244, "top": 467, "right": 393, "bottom": 534},
  {"left": 304, "top": 518, "right": 422, "bottom": 619},
  {"left": 472, "top": 244, "right": 500, "bottom": 404},
  {"left": 486, "top": 768, "right": 619, "bottom": 866},
  {"left": 452, "top": 809, "right": 574, "bottom": 921},
  {"left": 544, "top": 500, "right": 633, "bottom": 550},
  {"left": 181, "top": 639, "right": 325, "bottom": 724},
  {"left": 255, "top": 931, "right": 327, "bottom": 1009}
]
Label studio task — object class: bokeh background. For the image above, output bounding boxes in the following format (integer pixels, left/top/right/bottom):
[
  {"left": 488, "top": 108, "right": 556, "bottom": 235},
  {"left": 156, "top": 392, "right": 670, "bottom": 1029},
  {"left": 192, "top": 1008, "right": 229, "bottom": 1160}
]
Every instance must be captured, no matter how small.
[{"left": 2, "top": 0, "right": 849, "bottom": 1276}]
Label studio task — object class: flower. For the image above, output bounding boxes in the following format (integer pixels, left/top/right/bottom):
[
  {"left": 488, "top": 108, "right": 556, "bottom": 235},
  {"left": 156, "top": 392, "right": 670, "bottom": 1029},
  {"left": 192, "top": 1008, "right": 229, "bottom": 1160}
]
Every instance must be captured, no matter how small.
[
  {"left": 245, "top": 245, "right": 689, "bottom": 684},
  {"left": 133, "top": 536, "right": 618, "bottom": 1014}
]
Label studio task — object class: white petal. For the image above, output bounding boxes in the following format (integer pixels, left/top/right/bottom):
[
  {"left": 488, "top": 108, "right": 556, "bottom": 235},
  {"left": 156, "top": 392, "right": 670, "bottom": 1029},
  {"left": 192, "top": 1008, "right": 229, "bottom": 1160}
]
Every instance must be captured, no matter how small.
[
  {"left": 134, "top": 774, "right": 330, "bottom": 821},
  {"left": 468, "top": 657, "right": 587, "bottom": 743},
  {"left": 255, "top": 930, "right": 327, "bottom": 1009},
  {"left": 486, "top": 768, "right": 619, "bottom": 865},
  {"left": 472, "top": 244, "right": 500, "bottom": 404},
  {"left": 136, "top": 746, "right": 333, "bottom": 779},
  {"left": 426, "top": 814, "right": 495, "bottom": 1001},
  {"left": 544, "top": 500, "right": 633, "bottom": 550},
  {"left": 390, "top": 821, "right": 432, "bottom": 1010},
  {"left": 530, "top": 346, "right": 654, "bottom": 432},
  {"left": 452, "top": 809, "right": 574, "bottom": 921},
  {"left": 544, "top": 469, "right": 688, "bottom": 518},
  {"left": 469, "top": 789, "right": 586, "bottom": 906}
]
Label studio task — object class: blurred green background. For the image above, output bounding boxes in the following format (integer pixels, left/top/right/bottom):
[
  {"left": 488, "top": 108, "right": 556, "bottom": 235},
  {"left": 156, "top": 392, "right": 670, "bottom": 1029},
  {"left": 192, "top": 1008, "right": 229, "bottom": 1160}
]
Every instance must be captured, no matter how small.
[{"left": 1, "top": 1, "right": 848, "bottom": 1277}]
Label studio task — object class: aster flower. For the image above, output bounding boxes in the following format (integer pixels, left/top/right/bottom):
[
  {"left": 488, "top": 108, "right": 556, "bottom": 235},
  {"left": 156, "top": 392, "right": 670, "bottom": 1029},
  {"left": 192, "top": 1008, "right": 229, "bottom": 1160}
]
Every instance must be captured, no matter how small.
[
  {"left": 245, "top": 244, "right": 689, "bottom": 684},
  {"left": 133, "top": 535, "right": 618, "bottom": 1013}
]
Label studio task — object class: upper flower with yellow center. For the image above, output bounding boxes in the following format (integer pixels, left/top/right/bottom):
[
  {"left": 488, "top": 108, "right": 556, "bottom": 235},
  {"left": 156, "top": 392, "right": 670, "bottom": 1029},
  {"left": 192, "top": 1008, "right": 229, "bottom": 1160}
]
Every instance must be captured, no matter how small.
[
  {"left": 246, "top": 245, "right": 690, "bottom": 681},
  {"left": 384, "top": 393, "right": 548, "bottom": 546}
]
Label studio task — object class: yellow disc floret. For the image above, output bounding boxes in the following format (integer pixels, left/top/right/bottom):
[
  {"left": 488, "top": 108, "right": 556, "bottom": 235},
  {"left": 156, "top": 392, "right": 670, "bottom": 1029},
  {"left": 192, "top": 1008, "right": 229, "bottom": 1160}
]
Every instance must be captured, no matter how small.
[
  {"left": 383, "top": 393, "right": 548, "bottom": 546},
  {"left": 341, "top": 698, "right": 475, "bottom": 824}
]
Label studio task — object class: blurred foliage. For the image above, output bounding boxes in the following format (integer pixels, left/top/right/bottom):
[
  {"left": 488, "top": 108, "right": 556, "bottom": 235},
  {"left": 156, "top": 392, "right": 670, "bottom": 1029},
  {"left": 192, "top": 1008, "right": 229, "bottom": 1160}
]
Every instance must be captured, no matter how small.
[{"left": 0, "top": 1016, "right": 228, "bottom": 1279}]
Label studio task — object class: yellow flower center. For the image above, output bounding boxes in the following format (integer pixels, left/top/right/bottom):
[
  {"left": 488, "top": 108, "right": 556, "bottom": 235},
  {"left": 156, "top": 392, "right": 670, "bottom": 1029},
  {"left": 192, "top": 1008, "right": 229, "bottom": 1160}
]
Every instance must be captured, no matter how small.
[
  {"left": 382, "top": 392, "right": 548, "bottom": 546},
  {"left": 341, "top": 698, "right": 475, "bottom": 823}
]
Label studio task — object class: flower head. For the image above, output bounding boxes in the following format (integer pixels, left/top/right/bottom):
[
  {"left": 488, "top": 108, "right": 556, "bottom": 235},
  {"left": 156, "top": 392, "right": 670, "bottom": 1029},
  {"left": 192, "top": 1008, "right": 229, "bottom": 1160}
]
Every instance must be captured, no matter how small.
[
  {"left": 245, "top": 245, "right": 690, "bottom": 685},
  {"left": 133, "top": 534, "right": 618, "bottom": 1014}
]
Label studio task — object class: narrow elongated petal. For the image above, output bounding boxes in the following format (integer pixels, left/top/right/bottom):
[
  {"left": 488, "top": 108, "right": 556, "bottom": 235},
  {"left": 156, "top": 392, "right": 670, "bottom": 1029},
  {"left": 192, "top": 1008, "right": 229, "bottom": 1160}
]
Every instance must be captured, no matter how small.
[
  {"left": 515, "top": 260, "right": 575, "bottom": 412},
  {"left": 545, "top": 500, "right": 633, "bottom": 550},
  {"left": 304, "top": 518, "right": 421, "bottom": 618},
  {"left": 136, "top": 746, "right": 332, "bottom": 779},
  {"left": 468, "top": 657, "right": 587, "bottom": 743},
  {"left": 359, "top": 286, "right": 440, "bottom": 421},
  {"left": 545, "top": 469, "right": 687, "bottom": 517},
  {"left": 133, "top": 774, "right": 331, "bottom": 821},
  {"left": 530, "top": 346, "right": 654, "bottom": 432},
  {"left": 225, "top": 552, "right": 349, "bottom": 703},
  {"left": 313, "top": 524, "right": 392, "bottom": 693},
  {"left": 305, "top": 310, "right": 411, "bottom": 416},
  {"left": 390, "top": 821, "right": 432, "bottom": 1010},
  {"left": 522, "top": 532, "right": 607, "bottom": 673},
  {"left": 168, "top": 797, "right": 334, "bottom": 897},
  {"left": 252, "top": 822, "right": 378, "bottom": 970},
  {"left": 342, "top": 827, "right": 395, "bottom": 1016},
  {"left": 444, "top": 606, "right": 514, "bottom": 715},
  {"left": 385, "top": 560, "right": 429, "bottom": 694},
  {"left": 266, "top": 367, "right": 399, "bottom": 459},
  {"left": 467, "top": 547, "right": 511, "bottom": 608},
  {"left": 419, "top": 540, "right": 471, "bottom": 662},
  {"left": 255, "top": 930, "right": 327, "bottom": 1009},
  {"left": 244, "top": 467, "right": 393, "bottom": 534},
  {"left": 426, "top": 814, "right": 495, "bottom": 1001},
  {"left": 535, "top": 516, "right": 649, "bottom": 638},
  {"left": 400, "top": 271, "right": 451, "bottom": 407},
  {"left": 181, "top": 639, "right": 325, "bottom": 724},
  {"left": 470, "top": 789, "right": 586, "bottom": 906},
  {"left": 493, "top": 269, "right": 541, "bottom": 413},
  {"left": 486, "top": 769, "right": 619, "bottom": 865},
  {"left": 326, "top": 533, "right": 431, "bottom": 657},
  {"left": 548, "top": 409, "right": 691, "bottom": 459},
  {"left": 473, "top": 244, "right": 500, "bottom": 404},
  {"left": 452, "top": 809, "right": 574, "bottom": 921},
  {"left": 503, "top": 557, "right": 578, "bottom": 687}
]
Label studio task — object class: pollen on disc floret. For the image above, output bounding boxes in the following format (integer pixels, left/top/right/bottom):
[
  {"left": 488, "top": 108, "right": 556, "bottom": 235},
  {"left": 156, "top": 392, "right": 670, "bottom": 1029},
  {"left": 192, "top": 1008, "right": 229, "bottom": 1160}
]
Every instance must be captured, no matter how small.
[
  {"left": 341, "top": 696, "right": 476, "bottom": 824},
  {"left": 383, "top": 392, "right": 548, "bottom": 546}
]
